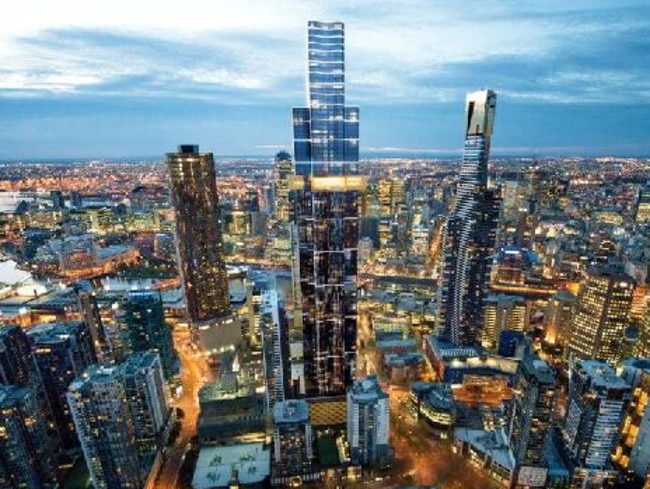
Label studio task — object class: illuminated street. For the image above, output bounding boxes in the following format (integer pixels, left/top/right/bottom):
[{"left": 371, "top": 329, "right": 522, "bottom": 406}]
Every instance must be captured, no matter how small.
[{"left": 155, "top": 328, "right": 211, "bottom": 489}]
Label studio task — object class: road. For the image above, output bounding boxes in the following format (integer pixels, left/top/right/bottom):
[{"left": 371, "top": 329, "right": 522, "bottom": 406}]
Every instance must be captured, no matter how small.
[{"left": 154, "top": 329, "right": 212, "bottom": 489}]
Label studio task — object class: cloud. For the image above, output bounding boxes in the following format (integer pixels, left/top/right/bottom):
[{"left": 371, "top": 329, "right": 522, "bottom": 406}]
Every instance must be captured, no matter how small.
[{"left": 0, "top": 1, "right": 648, "bottom": 105}]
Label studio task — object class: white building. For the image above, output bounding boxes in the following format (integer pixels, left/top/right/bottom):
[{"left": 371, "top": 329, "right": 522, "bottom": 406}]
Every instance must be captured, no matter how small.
[{"left": 346, "top": 376, "right": 390, "bottom": 466}]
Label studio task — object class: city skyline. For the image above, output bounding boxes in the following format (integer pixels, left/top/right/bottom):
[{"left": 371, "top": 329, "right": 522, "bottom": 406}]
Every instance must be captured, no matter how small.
[{"left": 0, "top": 1, "right": 649, "bottom": 158}]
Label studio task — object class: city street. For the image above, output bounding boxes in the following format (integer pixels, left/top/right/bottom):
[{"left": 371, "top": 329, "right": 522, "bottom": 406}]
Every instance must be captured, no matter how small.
[{"left": 154, "top": 329, "right": 211, "bottom": 489}]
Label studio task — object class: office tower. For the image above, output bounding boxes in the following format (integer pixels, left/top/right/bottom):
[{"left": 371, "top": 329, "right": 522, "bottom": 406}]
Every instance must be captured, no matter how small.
[
  {"left": 482, "top": 294, "right": 529, "bottom": 350},
  {"left": 67, "top": 365, "right": 141, "bottom": 489},
  {"left": 635, "top": 185, "right": 650, "bottom": 223},
  {"left": 166, "top": 144, "right": 230, "bottom": 325},
  {"left": 74, "top": 281, "right": 110, "bottom": 360},
  {"left": 562, "top": 360, "right": 630, "bottom": 473},
  {"left": 292, "top": 21, "right": 361, "bottom": 397},
  {"left": 0, "top": 386, "right": 57, "bottom": 489},
  {"left": 437, "top": 90, "right": 499, "bottom": 346},
  {"left": 544, "top": 290, "right": 576, "bottom": 347},
  {"left": 272, "top": 399, "right": 313, "bottom": 477},
  {"left": 613, "top": 359, "right": 650, "bottom": 480},
  {"left": 567, "top": 266, "right": 634, "bottom": 365},
  {"left": 28, "top": 321, "right": 96, "bottom": 450},
  {"left": 260, "top": 290, "right": 291, "bottom": 410},
  {"left": 120, "top": 352, "right": 170, "bottom": 471},
  {"left": 509, "top": 355, "right": 556, "bottom": 467},
  {"left": 123, "top": 290, "right": 178, "bottom": 378},
  {"left": 346, "top": 376, "right": 389, "bottom": 466},
  {"left": 274, "top": 151, "right": 293, "bottom": 222}
]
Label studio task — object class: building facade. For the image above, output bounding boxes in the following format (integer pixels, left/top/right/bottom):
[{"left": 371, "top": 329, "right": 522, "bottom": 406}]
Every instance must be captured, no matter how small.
[
  {"left": 562, "top": 360, "right": 630, "bottom": 472},
  {"left": 123, "top": 290, "right": 178, "bottom": 378},
  {"left": 346, "top": 376, "right": 390, "bottom": 466},
  {"left": 67, "top": 365, "right": 141, "bottom": 489},
  {"left": 509, "top": 355, "right": 557, "bottom": 467},
  {"left": 166, "top": 144, "right": 230, "bottom": 325},
  {"left": 292, "top": 21, "right": 361, "bottom": 397},
  {"left": 568, "top": 266, "right": 634, "bottom": 365},
  {"left": 28, "top": 321, "right": 96, "bottom": 450},
  {"left": 0, "top": 386, "right": 57, "bottom": 489},
  {"left": 272, "top": 399, "right": 313, "bottom": 477},
  {"left": 437, "top": 90, "right": 500, "bottom": 347}
]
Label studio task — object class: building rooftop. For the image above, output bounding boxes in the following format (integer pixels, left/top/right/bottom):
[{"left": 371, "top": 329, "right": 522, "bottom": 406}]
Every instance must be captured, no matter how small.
[
  {"left": 349, "top": 375, "right": 388, "bottom": 401},
  {"left": 578, "top": 360, "right": 629, "bottom": 390},
  {"left": 192, "top": 442, "right": 270, "bottom": 489},
  {"left": 273, "top": 399, "right": 309, "bottom": 424},
  {"left": 521, "top": 355, "right": 555, "bottom": 385},
  {"left": 455, "top": 427, "right": 514, "bottom": 471}
]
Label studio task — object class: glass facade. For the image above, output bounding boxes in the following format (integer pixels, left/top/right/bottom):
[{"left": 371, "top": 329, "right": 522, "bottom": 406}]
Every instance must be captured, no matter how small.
[
  {"left": 437, "top": 90, "right": 499, "bottom": 346},
  {"left": 292, "top": 21, "right": 360, "bottom": 397},
  {"left": 166, "top": 145, "right": 230, "bottom": 325}
]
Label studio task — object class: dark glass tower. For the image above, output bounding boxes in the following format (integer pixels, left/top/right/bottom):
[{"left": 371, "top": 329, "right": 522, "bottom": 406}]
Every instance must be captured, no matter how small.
[
  {"left": 123, "top": 290, "right": 179, "bottom": 378},
  {"left": 166, "top": 145, "right": 230, "bottom": 325},
  {"left": 292, "top": 21, "right": 360, "bottom": 397},
  {"left": 437, "top": 90, "right": 499, "bottom": 346}
]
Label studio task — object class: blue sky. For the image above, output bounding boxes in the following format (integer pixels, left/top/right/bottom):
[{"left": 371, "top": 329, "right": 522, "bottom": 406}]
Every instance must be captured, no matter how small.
[{"left": 0, "top": 0, "right": 649, "bottom": 159}]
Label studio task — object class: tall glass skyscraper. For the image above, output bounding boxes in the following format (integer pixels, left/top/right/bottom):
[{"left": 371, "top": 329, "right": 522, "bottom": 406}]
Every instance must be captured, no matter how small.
[
  {"left": 292, "top": 21, "right": 361, "bottom": 397},
  {"left": 437, "top": 90, "right": 499, "bottom": 346},
  {"left": 166, "top": 145, "right": 230, "bottom": 325}
]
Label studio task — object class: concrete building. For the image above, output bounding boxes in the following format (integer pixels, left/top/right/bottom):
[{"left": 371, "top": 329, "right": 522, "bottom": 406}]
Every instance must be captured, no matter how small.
[
  {"left": 272, "top": 400, "right": 313, "bottom": 479},
  {"left": 482, "top": 294, "right": 529, "bottom": 351},
  {"left": 346, "top": 376, "right": 390, "bottom": 466}
]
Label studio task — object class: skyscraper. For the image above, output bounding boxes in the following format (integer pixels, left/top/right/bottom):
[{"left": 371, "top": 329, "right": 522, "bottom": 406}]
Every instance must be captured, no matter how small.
[
  {"left": 561, "top": 360, "right": 630, "bottom": 487},
  {"left": 272, "top": 399, "right": 313, "bottom": 478},
  {"left": 437, "top": 90, "right": 499, "bottom": 346},
  {"left": 509, "top": 355, "right": 557, "bottom": 467},
  {"left": 27, "top": 321, "right": 96, "bottom": 449},
  {"left": 292, "top": 21, "right": 361, "bottom": 397},
  {"left": 123, "top": 290, "right": 178, "bottom": 378},
  {"left": 568, "top": 266, "right": 634, "bottom": 365},
  {"left": 120, "top": 352, "right": 171, "bottom": 472},
  {"left": 67, "top": 365, "right": 141, "bottom": 489},
  {"left": 0, "top": 385, "right": 57, "bottom": 489},
  {"left": 166, "top": 144, "right": 230, "bottom": 325}
]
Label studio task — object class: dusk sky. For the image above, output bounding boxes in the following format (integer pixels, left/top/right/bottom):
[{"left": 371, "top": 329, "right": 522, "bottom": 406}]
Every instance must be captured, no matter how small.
[{"left": 1, "top": 1, "right": 649, "bottom": 159}]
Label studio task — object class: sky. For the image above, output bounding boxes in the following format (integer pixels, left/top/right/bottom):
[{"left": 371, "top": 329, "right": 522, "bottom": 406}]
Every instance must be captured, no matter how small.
[{"left": 0, "top": 0, "right": 649, "bottom": 159}]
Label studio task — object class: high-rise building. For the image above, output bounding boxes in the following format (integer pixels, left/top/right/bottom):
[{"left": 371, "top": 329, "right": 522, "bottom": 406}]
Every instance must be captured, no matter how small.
[
  {"left": 123, "top": 290, "right": 178, "bottom": 378},
  {"left": 561, "top": 360, "right": 630, "bottom": 474},
  {"left": 67, "top": 365, "right": 141, "bottom": 489},
  {"left": 260, "top": 289, "right": 292, "bottom": 410},
  {"left": 272, "top": 399, "right": 313, "bottom": 477},
  {"left": 120, "top": 352, "right": 170, "bottom": 471},
  {"left": 166, "top": 144, "right": 230, "bottom": 325},
  {"left": 509, "top": 355, "right": 556, "bottom": 467},
  {"left": 73, "top": 281, "right": 110, "bottom": 360},
  {"left": 346, "top": 376, "right": 389, "bottom": 466},
  {"left": 274, "top": 151, "right": 293, "bottom": 223},
  {"left": 292, "top": 21, "right": 361, "bottom": 397},
  {"left": 482, "top": 294, "right": 529, "bottom": 351},
  {"left": 568, "top": 266, "right": 635, "bottom": 365},
  {"left": 613, "top": 359, "right": 650, "bottom": 481},
  {"left": 27, "top": 321, "right": 96, "bottom": 449},
  {"left": 544, "top": 290, "right": 576, "bottom": 347},
  {"left": 0, "top": 325, "right": 54, "bottom": 432},
  {"left": 0, "top": 385, "right": 57, "bottom": 489},
  {"left": 437, "top": 90, "right": 499, "bottom": 346}
]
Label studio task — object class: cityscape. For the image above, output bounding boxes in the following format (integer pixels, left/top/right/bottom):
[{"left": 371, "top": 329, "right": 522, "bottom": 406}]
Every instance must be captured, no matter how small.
[{"left": 1, "top": 5, "right": 650, "bottom": 489}]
